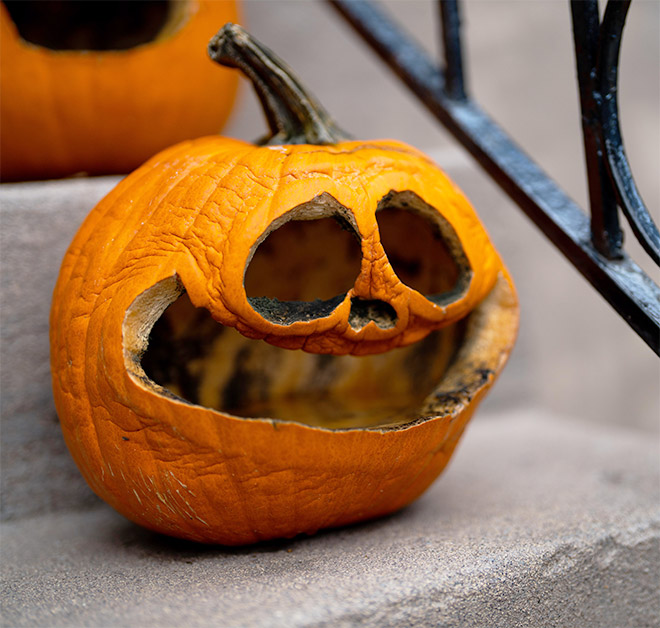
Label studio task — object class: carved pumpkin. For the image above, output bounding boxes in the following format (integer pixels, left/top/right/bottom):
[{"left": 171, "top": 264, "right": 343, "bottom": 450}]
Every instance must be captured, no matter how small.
[
  {"left": 50, "top": 25, "right": 518, "bottom": 545},
  {"left": 0, "top": 0, "right": 238, "bottom": 181}
]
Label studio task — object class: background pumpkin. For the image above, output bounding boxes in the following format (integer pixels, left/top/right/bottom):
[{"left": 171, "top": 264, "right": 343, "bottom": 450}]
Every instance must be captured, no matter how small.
[
  {"left": 0, "top": 0, "right": 239, "bottom": 181},
  {"left": 49, "top": 25, "right": 518, "bottom": 544}
]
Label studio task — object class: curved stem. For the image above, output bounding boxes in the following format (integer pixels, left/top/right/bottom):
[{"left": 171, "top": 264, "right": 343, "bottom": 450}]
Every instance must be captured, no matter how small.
[{"left": 208, "top": 23, "right": 349, "bottom": 146}]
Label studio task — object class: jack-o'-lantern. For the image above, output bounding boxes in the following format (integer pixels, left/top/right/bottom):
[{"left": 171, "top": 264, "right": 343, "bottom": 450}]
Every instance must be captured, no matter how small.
[
  {"left": 49, "top": 25, "right": 518, "bottom": 545},
  {"left": 0, "top": 0, "right": 238, "bottom": 181}
]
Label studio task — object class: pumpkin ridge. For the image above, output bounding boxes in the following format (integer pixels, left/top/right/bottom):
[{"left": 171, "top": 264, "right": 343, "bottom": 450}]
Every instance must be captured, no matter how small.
[
  {"left": 56, "top": 139, "right": 214, "bottom": 294},
  {"left": 165, "top": 146, "right": 257, "bottom": 300},
  {"left": 83, "top": 157, "right": 219, "bottom": 304},
  {"left": 256, "top": 147, "right": 288, "bottom": 227},
  {"left": 195, "top": 156, "right": 279, "bottom": 316},
  {"left": 289, "top": 141, "right": 435, "bottom": 165}
]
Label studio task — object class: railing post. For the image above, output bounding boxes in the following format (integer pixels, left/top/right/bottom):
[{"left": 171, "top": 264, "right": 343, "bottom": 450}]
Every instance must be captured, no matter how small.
[
  {"left": 439, "top": 0, "right": 467, "bottom": 101},
  {"left": 570, "top": 0, "right": 623, "bottom": 260}
]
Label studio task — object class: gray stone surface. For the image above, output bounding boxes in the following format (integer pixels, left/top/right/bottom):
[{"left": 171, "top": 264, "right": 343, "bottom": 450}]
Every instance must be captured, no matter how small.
[
  {"left": 2, "top": 411, "right": 659, "bottom": 628},
  {"left": 1, "top": 177, "right": 119, "bottom": 519}
]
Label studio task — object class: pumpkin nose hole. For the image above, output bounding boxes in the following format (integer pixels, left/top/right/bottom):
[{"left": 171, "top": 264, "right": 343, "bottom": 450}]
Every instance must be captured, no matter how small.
[{"left": 349, "top": 298, "right": 397, "bottom": 330}]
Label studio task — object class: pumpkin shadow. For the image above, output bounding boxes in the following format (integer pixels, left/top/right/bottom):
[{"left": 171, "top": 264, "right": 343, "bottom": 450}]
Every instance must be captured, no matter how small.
[{"left": 114, "top": 506, "right": 410, "bottom": 560}]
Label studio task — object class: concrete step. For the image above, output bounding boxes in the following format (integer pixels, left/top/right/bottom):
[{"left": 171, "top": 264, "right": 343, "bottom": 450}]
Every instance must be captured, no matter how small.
[{"left": 2, "top": 410, "right": 658, "bottom": 628}]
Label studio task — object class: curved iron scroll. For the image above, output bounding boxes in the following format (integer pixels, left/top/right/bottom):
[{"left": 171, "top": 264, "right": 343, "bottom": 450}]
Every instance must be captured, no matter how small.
[
  {"left": 329, "top": 0, "right": 660, "bottom": 355},
  {"left": 572, "top": 0, "right": 660, "bottom": 264},
  {"left": 596, "top": 1, "right": 660, "bottom": 264}
]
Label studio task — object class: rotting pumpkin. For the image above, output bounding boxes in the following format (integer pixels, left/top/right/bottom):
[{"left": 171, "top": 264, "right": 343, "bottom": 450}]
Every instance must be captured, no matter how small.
[
  {"left": 49, "top": 24, "right": 519, "bottom": 545},
  {"left": 0, "top": 0, "right": 238, "bottom": 181}
]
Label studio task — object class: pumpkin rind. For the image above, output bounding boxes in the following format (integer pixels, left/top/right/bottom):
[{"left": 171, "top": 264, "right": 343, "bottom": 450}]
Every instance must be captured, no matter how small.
[{"left": 0, "top": 0, "right": 239, "bottom": 181}]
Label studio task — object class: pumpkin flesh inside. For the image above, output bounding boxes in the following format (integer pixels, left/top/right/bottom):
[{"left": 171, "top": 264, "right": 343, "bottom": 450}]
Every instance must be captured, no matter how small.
[
  {"left": 129, "top": 202, "right": 471, "bottom": 430},
  {"left": 139, "top": 287, "right": 464, "bottom": 430}
]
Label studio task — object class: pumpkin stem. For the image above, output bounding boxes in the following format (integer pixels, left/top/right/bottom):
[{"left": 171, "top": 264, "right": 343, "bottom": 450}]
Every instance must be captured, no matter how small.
[{"left": 208, "top": 23, "right": 349, "bottom": 146}]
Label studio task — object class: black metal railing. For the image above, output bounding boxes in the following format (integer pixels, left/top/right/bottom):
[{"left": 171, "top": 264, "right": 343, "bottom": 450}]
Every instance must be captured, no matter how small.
[{"left": 329, "top": 0, "right": 660, "bottom": 355}]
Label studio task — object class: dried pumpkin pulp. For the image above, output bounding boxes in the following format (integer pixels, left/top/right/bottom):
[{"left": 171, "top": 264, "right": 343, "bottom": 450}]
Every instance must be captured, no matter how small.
[{"left": 50, "top": 25, "right": 519, "bottom": 545}]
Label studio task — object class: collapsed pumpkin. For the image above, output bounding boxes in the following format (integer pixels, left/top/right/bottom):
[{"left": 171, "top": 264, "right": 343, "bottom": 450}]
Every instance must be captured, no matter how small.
[
  {"left": 0, "top": 0, "right": 238, "bottom": 181},
  {"left": 49, "top": 24, "right": 519, "bottom": 545}
]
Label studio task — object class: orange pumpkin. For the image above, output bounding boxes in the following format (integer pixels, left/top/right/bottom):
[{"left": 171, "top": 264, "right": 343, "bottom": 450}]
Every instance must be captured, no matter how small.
[
  {"left": 49, "top": 25, "right": 518, "bottom": 545},
  {"left": 0, "top": 0, "right": 238, "bottom": 181}
]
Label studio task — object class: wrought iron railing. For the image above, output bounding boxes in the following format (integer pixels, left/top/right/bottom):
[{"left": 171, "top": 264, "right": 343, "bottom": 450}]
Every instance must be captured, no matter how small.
[{"left": 329, "top": 0, "right": 660, "bottom": 355}]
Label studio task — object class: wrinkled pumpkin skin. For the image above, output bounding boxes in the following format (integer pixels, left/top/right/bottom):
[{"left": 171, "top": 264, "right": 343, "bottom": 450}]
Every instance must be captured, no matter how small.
[
  {"left": 50, "top": 135, "right": 518, "bottom": 545},
  {"left": 0, "top": 1, "right": 238, "bottom": 181}
]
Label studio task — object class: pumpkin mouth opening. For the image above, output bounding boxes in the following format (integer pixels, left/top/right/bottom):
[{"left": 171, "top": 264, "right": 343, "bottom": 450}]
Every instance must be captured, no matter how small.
[
  {"left": 3, "top": 0, "right": 184, "bottom": 51},
  {"left": 126, "top": 277, "right": 465, "bottom": 430}
]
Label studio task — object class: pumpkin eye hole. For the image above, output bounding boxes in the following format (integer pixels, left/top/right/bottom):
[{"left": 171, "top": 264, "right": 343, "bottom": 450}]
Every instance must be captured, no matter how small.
[
  {"left": 245, "top": 208, "right": 362, "bottom": 325},
  {"left": 376, "top": 191, "right": 472, "bottom": 306},
  {"left": 3, "top": 0, "right": 173, "bottom": 51}
]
